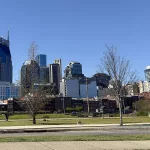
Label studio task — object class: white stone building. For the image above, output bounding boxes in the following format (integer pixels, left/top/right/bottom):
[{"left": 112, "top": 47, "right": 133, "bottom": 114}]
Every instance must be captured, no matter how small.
[{"left": 138, "top": 81, "right": 150, "bottom": 93}]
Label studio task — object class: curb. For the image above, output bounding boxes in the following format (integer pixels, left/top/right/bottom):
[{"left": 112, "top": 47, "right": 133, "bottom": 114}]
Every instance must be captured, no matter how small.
[
  {"left": 0, "top": 125, "right": 150, "bottom": 134},
  {"left": 0, "top": 127, "right": 103, "bottom": 133}
]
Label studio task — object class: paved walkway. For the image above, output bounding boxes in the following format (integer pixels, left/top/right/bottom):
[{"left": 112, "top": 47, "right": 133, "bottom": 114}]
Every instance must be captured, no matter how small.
[
  {"left": 0, "top": 122, "right": 150, "bottom": 130},
  {"left": 0, "top": 141, "right": 150, "bottom": 150}
]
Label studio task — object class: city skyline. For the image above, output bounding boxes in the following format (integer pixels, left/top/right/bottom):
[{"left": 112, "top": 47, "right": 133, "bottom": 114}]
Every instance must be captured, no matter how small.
[
  {"left": 0, "top": 31, "right": 148, "bottom": 83},
  {"left": 1, "top": 0, "right": 150, "bottom": 82}
]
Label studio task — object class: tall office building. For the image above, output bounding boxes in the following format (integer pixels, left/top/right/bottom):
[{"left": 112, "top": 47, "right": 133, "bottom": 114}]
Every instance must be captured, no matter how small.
[
  {"left": 35, "top": 54, "right": 49, "bottom": 83},
  {"left": 54, "top": 59, "right": 62, "bottom": 81},
  {"left": 145, "top": 66, "right": 150, "bottom": 82},
  {"left": 21, "top": 60, "right": 40, "bottom": 95},
  {"left": 0, "top": 32, "right": 12, "bottom": 83},
  {"left": 49, "top": 63, "right": 60, "bottom": 93},
  {"left": 35, "top": 54, "right": 46, "bottom": 67},
  {"left": 40, "top": 67, "right": 49, "bottom": 83},
  {"left": 64, "top": 61, "right": 84, "bottom": 79}
]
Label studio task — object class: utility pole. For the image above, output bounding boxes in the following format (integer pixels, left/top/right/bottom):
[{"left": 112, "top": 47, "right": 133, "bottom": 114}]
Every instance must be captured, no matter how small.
[
  {"left": 86, "top": 77, "right": 90, "bottom": 114},
  {"left": 63, "top": 97, "right": 65, "bottom": 114}
]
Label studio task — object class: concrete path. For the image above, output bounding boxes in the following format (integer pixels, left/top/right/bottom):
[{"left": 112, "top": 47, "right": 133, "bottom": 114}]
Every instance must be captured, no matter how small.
[
  {"left": 0, "top": 122, "right": 150, "bottom": 130},
  {"left": 0, "top": 123, "right": 150, "bottom": 134},
  {"left": 0, "top": 141, "right": 150, "bottom": 150}
]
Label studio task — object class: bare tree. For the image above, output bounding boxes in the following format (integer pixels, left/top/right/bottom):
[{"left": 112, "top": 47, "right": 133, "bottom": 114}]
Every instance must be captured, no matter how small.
[
  {"left": 99, "top": 46, "right": 138, "bottom": 126},
  {"left": 24, "top": 86, "right": 47, "bottom": 124},
  {"left": 28, "top": 42, "right": 38, "bottom": 60},
  {"left": 20, "top": 42, "right": 48, "bottom": 124}
]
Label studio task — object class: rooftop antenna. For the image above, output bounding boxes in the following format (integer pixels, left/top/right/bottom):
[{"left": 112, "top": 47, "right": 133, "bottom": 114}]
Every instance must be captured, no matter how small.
[
  {"left": 7, "top": 30, "right": 10, "bottom": 47},
  {"left": 7, "top": 30, "right": 9, "bottom": 41}
]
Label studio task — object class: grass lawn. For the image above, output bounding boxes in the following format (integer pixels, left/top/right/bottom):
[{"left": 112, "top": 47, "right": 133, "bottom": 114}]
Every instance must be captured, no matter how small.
[
  {"left": 0, "top": 134, "right": 150, "bottom": 142},
  {"left": 0, "top": 113, "right": 76, "bottom": 120},
  {"left": 3, "top": 114, "right": 76, "bottom": 120},
  {"left": 0, "top": 116, "right": 149, "bottom": 126}
]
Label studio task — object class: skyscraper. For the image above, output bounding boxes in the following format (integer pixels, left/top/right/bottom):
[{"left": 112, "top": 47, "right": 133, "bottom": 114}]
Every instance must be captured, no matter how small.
[
  {"left": 64, "top": 61, "right": 84, "bottom": 79},
  {"left": 40, "top": 67, "right": 49, "bottom": 83},
  {"left": 0, "top": 32, "right": 12, "bottom": 83},
  {"left": 49, "top": 63, "right": 60, "bottom": 93},
  {"left": 35, "top": 54, "right": 47, "bottom": 67},
  {"left": 35, "top": 54, "right": 48, "bottom": 84},
  {"left": 54, "top": 59, "right": 62, "bottom": 81}
]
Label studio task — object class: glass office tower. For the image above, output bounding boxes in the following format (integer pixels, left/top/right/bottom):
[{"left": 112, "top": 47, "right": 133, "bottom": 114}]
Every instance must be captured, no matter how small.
[
  {"left": 35, "top": 54, "right": 46, "bottom": 67},
  {"left": 0, "top": 35, "right": 12, "bottom": 83}
]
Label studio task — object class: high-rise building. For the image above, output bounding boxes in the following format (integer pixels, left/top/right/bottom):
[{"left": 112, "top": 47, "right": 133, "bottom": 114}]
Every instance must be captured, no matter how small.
[
  {"left": 145, "top": 66, "right": 150, "bottom": 82},
  {"left": 0, "top": 32, "right": 12, "bottom": 83},
  {"left": 49, "top": 63, "right": 60, "bottom": 93},
  {"left": 36, "top": 54, "right": 49, "bottom": 83},
  {"left": 40, "top": 67, "right": 49, "bottom": 83},
  {"left": 64, "top": 61, "right": 84, "bottom": 79},
  {"left": 21, "top": 60, "right": 40, "bottom": 95},
  {"left": 54, "top": 59, "right": 62, "bottom": 81},
  {"left": 35, "top": 54, "right": 47, "bottom": 67}
]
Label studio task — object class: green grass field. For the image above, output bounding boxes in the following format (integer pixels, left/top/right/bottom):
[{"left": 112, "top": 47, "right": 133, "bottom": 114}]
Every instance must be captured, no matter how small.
[
  {"left": 0, "top": 114, "right": 149, "bottom": 126},
  {"left": 0, "top": 113, "right": 76, "bottom": 120},
  {"left": 0, "top": 134, "right": 150, "bottom": 142},
  {"left": 5, "top": 114, "right": 76, "bottom": 119}
]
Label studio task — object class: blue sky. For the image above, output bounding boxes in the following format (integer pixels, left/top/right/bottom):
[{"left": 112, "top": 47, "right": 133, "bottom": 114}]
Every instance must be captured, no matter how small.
[{"left": 0, "top": 0, "right": 150, "bottom": 82}]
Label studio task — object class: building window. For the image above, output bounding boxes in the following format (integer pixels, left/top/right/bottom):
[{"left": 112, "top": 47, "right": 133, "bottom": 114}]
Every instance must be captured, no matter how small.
[{"left": 1, "top": 63, "right": 4, "bottom": 71}]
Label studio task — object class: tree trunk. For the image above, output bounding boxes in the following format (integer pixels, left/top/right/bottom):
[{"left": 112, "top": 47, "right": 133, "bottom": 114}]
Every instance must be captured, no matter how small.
[
  {"left": 119, "top": 100, "right": 123, "bottom": 126},
  {"left": 32, "top": 115, "right": 36, "bottom": 124},
  {"left": 5, "top": 113, "right": 8, "bottom": 121},
  {"left": 87, "top": 100, "right": 90, "bottom": 114}
]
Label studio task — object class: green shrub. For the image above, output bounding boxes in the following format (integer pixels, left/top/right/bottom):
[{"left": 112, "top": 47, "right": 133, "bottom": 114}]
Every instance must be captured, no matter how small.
[
  {"left": 66, "top": 106, "right": 83, "bottom": 113},
  {"left": 136, "top": 111, "right": 148, "bottom": 116},
  {"left": 75, "top": 106, "right": 83, "bottom": 112},
  {"left": 66, "top": 107, "right": 74, "bottom": 113},
  {"left": 112, "top": 113, "right": 120, "bottom": 117}
]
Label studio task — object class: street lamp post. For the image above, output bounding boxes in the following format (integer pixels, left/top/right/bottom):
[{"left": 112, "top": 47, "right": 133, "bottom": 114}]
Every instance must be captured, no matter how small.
[
  {"left": 62, "top": 97, "right": 65, "bottom": 114},
  {"left": 86, "top": 78, "right": 90, "bottom": 114}
]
